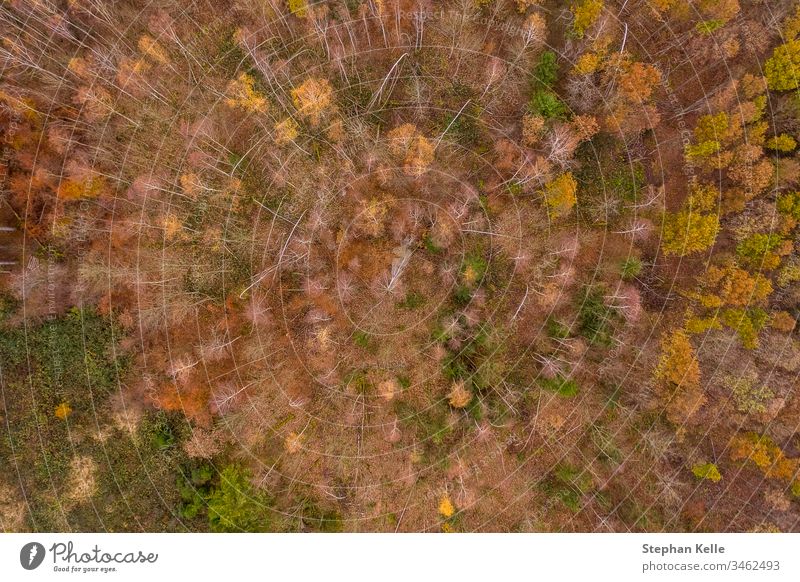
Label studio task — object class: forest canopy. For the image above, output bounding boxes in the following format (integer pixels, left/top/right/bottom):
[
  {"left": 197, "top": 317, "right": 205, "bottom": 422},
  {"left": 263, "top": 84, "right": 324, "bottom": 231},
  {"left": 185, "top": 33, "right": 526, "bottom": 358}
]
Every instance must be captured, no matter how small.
[{"left": 1, "top": 0, "right": 799, "bottom": 533}]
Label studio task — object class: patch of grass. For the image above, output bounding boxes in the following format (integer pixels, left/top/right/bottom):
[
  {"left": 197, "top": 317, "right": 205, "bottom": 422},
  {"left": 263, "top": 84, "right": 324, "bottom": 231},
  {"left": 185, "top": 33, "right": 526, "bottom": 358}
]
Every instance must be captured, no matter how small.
[
  {"left": 353, "top": 330, "right": 372, "bottom": 349},
  {"left": 441, "top": 102, "right": 484, "bottom": 146},
  {"left": 590, "top": 424, "right": 623, "bottom": 462},
  {"left": 696, "top": 19, "right": 724, "bottom": 35},
  {"left": 394, "top": 401, "right": 451, "bottom": 448},
  {"left": 506, "top": 181, "right": 523, "bottom": 196},
  {"left": 539, "top": 374, "right": 579, "bottom": 397},
  {"left": 0, "top": 306, "right": 124, "bottom": 410},
  {"left": 546, "top": 317, "right": 571, "bottom": 339},
  {"left": 461, "top": 252, "right": 488, "bottom": 285},
  {"left": 343, "top": 369, "right": 371, "bottom": 393},
  {"left": 423, "top": 234, "right": 443, "bottom": 254},
  {"left": 542, "top": 464, "right": 592, "bottom": 513},
  {"left": 620, "top": 257, "right": 643, "bottom": 280},
  {"left": 574, "top": 137, "right": 646, "bottom": 222},
  {"left": 441, "top": 323, "right": 492, "bottom": 382},
  {"left": 0, "top": 292, "right": 20, "bottom": 322},
  {"left": 297, "top": 499, "right": 344, "bottom": 532},
  {"left": 398, "top": 291, "right": 426, "bottom": 310},
  {"left": 608, "top": 161, "right": 645, "bottom": 203},
  {"left": 453, "top": 285, "right": 473, "bottom": 306}
]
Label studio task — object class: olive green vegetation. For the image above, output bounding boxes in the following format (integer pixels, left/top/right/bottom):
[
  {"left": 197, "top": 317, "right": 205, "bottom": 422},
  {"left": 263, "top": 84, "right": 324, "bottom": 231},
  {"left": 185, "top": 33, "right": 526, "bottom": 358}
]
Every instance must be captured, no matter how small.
[
  {"left": 575, "top": 136, "right": 646, "bottom": 223},
  {"left": 0, "top": 308, "right": 198, "bottom": 530},
  {"left": 577, "top": 285, "right": 620, "bottom": 347},
  {"left": 207, "top": 465, "right": 274, "bottom": 532},
  {"left": 539, "top": 374, "right": 580, "bottom": 397},
  {"left": 541, "top": 464, "right": 594, "bottom": 512},
  {"left": 528, "top": 51, "right": 568, "bottom": 120},
  {"left": 0, "top": 307, "right": 282, "bottom": 532}
]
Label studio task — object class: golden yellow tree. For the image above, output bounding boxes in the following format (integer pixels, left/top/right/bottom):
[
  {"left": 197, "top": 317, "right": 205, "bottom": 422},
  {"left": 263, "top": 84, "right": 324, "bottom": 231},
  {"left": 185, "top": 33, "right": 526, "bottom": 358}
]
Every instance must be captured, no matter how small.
[
  {"left": 571, "top": 0, "right": 603, "bottom": 39},
  {"left": 661, "top": 211, "right": 719, "bottom": 256},
  {"left": 730, "top": 433, "right": 799, "bottom": 484},
  {"left": 448, "top": 381, "right": 472, "bottom": 408},
  {"left": 542, "top": 172, "right": 577, "bottom": 219},
  {"left": 291, "top": 78, "right": 334, "bottom": 127},
  {"left": 655, "top": 329, "right": 705, "bottom": 423},
  {"left": 655, "top": 329, "right": 700, "bottom": 389},
  {"left": 225, "top": 73, "right": 268, "bottom": 113},
  {"left": 697, "top": 264, "right": 772, "bottom": 309},
  {"left": 386, "top": 123, "right": 435, "bottom": 177}
]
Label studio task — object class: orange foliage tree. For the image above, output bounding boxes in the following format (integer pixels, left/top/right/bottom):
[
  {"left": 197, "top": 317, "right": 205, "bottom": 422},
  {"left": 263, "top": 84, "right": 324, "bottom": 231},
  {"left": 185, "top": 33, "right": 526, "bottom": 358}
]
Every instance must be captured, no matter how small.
[{"left": 654, "top": 329, "right": 705, "bottom": 423}]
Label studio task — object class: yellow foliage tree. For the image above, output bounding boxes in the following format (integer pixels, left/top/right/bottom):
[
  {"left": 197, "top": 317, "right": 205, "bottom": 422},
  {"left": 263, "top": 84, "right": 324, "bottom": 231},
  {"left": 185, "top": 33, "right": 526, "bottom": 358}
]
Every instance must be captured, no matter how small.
[
  {"left": 698, "top": 264, "right": 772, "bottom": 309},
  {"left": 448, "top": 381, "right": 472, "bottom": 408},
  {"left": 687, "top": 263, "right": 773, "bottom": 349},
  {"left": 522, "top": 114, "right": 545, "bottom": 145},
  {"left": 618, "top": 61, "right": 661, "bottom": 103},
  {"left": 574, "top": 52, "right": 603, "bottom": 75},
  {"left": 291, "top": 78, "right": 334, "bottom": 127},
  {"left": 571, "top": 0, "right": 604, "bottom": 39},
  {"left": 288, "top": 0, "right": 308, "bottom": 18},
  {"left": 438, "top": 495, "right": 455, "bottom": 518},
  {"left": 655, "top": 329, "right": 706, "bottom": 423},
  {"left": 661, "top": 183, "right": 720, "bottom": 256},
  {"left": 730, "top": 433, "right": 799, "bottom": 483},
  {"left": 138, "top": 35, "right": 169, "bottom": 65},
  {"left": 386, "top": 123, "right": 435, "bottom": 177},
  {"left": 661, "top": 209, "right": 719, "bottom": 256},
  {"left": 765, "top": 134, "right": 797, "bottom": 152},
  {"left": 57, "top": 175, "right": 105, "bottom": 200},
  {"left": 655, "top": 329, "right": 700, "bottom": 389},
  {"left": 275, "top": 117, "right": 300, "bottom": 145},
  {"left": 784, "top": 3, "right": 800, "bottom": 40},
  {"left": 54, "top": 402, "right": 72, "bottom": 420},
  {"left": 766, "top": 39, "right": 800, "bottom": 91},
  {"left": 225, "top": 73, "right": 268, "bottom": 113},
  {"left": 542, "top": 172, "right": 577, "bottom": 219}
]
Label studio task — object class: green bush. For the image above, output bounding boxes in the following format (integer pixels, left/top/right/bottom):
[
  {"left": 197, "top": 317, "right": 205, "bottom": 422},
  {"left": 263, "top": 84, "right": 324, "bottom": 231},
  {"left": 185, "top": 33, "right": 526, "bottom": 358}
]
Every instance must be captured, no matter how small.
[
  {"left": 533, "top": 51, "right": 559, "bottom": 89},
  {"left": 178, "top": 462, "right": 215, "bottom": 520},
  {"left": 736, "top": 233, "right": 785, "bottom": 269},
  {"left": 546, "top": 318, "right": 571, "bottom": 339},
  {"left": 620, "top": 257, "right": 643, "bottom": 280},
  {"left": 142, "top": 411, "right": 180, "bottom": 450},
  {"left": 528, "top": 51, "right": 567, "bottom": 119},
  {"left": 353, "top": 330, "right": 371, "bottom": 348},
  {"left": 776, "top": 191, "right": 800, "bottom": 220},
  {"left": 542, "top": 465, "right": 593, "bottom": 512},
  {"left": 577, "top": 286, "right": 619, "bottom": 347},
  {"left": 208, "top": 465, "right": 273, "bottom": 532},
  {"left": 539, "top": 374, "right": 579, "bottom": 397},
  {"left": 691, "top": 462, "right": 722, "bottom": 482},
  {"left": 398, "top": 291, "right": 426, "bottom": 310},
  {"left": 529, "top": 90, "right": 568, "bottom": 120},
  {"left": 695, "top": 20, "right": 724, "bottom": 35}
]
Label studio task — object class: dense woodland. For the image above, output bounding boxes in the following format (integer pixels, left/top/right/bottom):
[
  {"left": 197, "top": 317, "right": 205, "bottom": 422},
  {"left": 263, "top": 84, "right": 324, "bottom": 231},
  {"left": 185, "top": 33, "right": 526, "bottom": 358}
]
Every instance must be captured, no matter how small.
[{"left": 1, "top": 0, "right": 800, "bottom": 532}]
